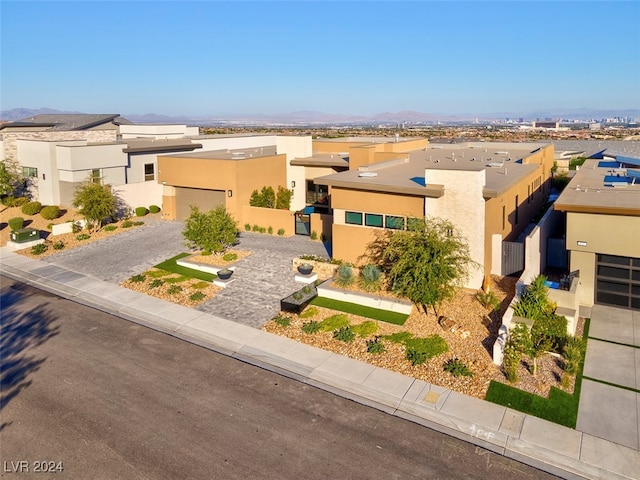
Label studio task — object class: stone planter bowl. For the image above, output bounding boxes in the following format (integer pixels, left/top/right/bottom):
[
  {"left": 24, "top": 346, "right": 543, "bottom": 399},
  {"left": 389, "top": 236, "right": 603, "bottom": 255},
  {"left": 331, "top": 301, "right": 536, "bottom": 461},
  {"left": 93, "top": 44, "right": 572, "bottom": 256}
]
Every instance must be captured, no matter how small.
[
  {"left": 217, "top": 269, "right": 234, "bottom": 280},
  {"left": 297, "top": 263, "right": 314, "bottom": 275}
]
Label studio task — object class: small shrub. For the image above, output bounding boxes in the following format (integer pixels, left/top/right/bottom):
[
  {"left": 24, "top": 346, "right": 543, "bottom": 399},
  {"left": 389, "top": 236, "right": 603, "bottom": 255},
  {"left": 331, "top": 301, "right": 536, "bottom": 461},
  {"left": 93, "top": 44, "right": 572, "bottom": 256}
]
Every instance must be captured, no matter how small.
[
  {"left": 476, "top": 290, "right": 500, "bottom": 311},
  {"left": 302, "top": 285, "right": 311, "bottom": 294},
  {"left": 560, "top": 372, "right": 573, "bottom": 390},
  {"left": 259, "top": 227, "right": 266, "bottom": 233},
  {"left": 293, "top": 292, "right": 303, "bottom": 301},
  {"left": 277, "top": 228, "right": 285, "bottom": 236},
  {"left": 299, "top": 306, "right": 319, "bottom": 319},
  {"left": 563, "top": 336, "right": 587, "bottom": 375},
  {"left": 335, "top": 264, "right": 355, "bottom": 287},
  {"left": 31, "top": 243, "right": 48, "bottom": 255},
  {"left": 333, "top": 326, "right": 355, "bottom": 343},
  {"left": 189, "top": 291, "right": 206, "bottom": 302},
  {"left": 252, "top": 224, "right": 260, "bottom": 232},
  {"left": 319, "top": 314, "right": 350, "bottom": 332},
  {"left": 360, "top": 264, "right": 381, "bottom": 292},
  {"left": 166, "top": 285, "right": 183, "bottom": 295},
  {"left": 274, "top": 315, "right": 291, "bottom": 327},
  {"left": 53, "top": 240, "right": 65, "bottom": 250},
  {"left": 149, "top": 205, "right": 161, "bottom": 214},
  {"left": 76, "top": 233, "right": 90, "bottom": 241},
  {"left": 443, "top": 358, "right": 474, "bottom": 377},
  {"left": 135, "top": 206, "right": 149, "bottom": 217},
  {"left": 40, "top": 205, "right": 61, "bottom": 220},
  {"left": 104, "top": 225, "right": 118, "bottom": 232},
  {"left": 268, "top": 226, "right": 273, "bottom": 235},
  {"left": 191, "top": 281, "right": 210, "bottom": 290},
  {"left": 405, "top": 335, "right": 449, "bottom": 366},
  {"left": 351, "top": 321, "right": 378, "bottom": 337},
  {"left": 366, "top": 337, "right": 386, "bottom": 354},
  {"left": 244, "top": 223, "right": 251, "bottom": 231},
  {"left": 71, "top": 222, "right": 82, "bottom": 233},
  {"left": 8, "top": 217, "right": 24, "bottom": 231},
  {"left": 302, "top": 320, "right": 321, "bottom": 334},
  {"left": 222, "top": 252, "right": 237, "bottom": 262},
  {"left": 21, "top": 201, "right": 42, "bottom": 215},
  {"left": 121, "top": 220, "right": 133, "bottom": 228},
  {"left": 47, "top": 223, "right": 54, "bottom": 230},
  {"left": 310, "top": 231, "right": 318, "bottom": 240},
  {"left": 130, "top": 274, "right": 146, "bottom": 283},
  {"left": 149, "top": 279, "right": 164, "bottom": 288},
  {"left": 384, "top": 331, "right": 414, "bottom": 344},
  {"left": 133, "top": 221, "right": 144, "bottom": 226},
  {"left": 201, "top": 250, "right": 212, "bottom": 256}
]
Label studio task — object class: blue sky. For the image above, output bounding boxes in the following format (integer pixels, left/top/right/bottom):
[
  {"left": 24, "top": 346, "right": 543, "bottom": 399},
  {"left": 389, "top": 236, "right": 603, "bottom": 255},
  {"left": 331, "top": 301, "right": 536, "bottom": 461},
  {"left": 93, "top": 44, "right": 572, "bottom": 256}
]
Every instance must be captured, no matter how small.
[{"left": 2, "top": 1, "right": 639, "bottom": 117}]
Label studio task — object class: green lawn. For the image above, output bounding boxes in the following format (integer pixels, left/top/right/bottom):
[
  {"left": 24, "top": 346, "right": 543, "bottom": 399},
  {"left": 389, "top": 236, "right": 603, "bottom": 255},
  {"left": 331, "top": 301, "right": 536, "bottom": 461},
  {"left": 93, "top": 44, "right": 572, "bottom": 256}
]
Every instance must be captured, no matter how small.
[
  {"left": 484, "top": 319, "right": 590, "bottom": 428},
  {"left": 153, "top": 253, "right": 217, "bottom": 282},
  {"left": 310, "top": 296, "right": 409, "bottom": 325}
]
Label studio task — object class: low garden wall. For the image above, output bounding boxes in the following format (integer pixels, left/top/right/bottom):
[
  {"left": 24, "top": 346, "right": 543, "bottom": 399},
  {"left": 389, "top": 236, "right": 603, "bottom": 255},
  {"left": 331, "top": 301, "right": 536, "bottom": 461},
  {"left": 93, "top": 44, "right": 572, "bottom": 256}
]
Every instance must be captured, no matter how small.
[
  {"left": 242, "top": 206, "right": 295, "bottom": 236},
  {"left": 316, "top": 279, "right": 413, "bottom": 314},
  {"left": 51, "top": 219, "right": 87, "bottom": 235},
  {"left": 292, "top": 258, "right": 340, "bottom": 281}
]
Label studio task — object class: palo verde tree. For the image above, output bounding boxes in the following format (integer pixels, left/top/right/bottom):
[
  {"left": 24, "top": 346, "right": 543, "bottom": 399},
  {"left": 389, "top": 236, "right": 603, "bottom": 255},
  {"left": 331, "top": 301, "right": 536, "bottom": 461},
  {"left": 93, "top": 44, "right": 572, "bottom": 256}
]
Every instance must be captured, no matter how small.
[
  {"left": 72, "top": 176, "right": 118, "bottom": 232},
  {"left": 183, "top": 205, "right": 238, "bottom": 254},
  {"left": 0, "top": 158, "right": 23, "bottom": 197},
  {"left": 370, "top": 216, "right": 477, "bottom": 316}
]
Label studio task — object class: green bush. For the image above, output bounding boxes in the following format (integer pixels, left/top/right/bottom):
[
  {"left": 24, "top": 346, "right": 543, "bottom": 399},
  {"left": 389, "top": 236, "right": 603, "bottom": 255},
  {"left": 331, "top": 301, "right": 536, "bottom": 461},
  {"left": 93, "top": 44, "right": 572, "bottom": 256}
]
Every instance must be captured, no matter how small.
[
  {"left": 275, "top": 186, "right": 292, "bottom": 210},
  {"left": 76, "top": 233, "right": 90, "bottom": 241},
  {"left": 252, "top": 224, "right": 260, "bottom": 232},
  {"left": 189, "top": 291, "right": 206, "bottom": 302},
  {"left": 258, "top": 227, "right": 266, "bottom": 234},
  {"left": 333, "top": 326, "right": 355, "bottom": 343},
  {"left": 273, "top": 314, "right": 291, "bottom": 327},
  {"left": 360, "top": 264, "right": 382, "bottom": 292},
  {"left": 149, "top": 205, "right": 161, "bottom": 214},
  {"left": 130, "top": 274, "right": 146, "bottom": 283},
  {"left": 71, "top": 222, "right": 82, "bottom": 233},
  {"left": 8, "top": 217, "right": 24, "bottom": 231},
  {"left": 351, "top": 321, "right": 378, "bottom": 337},
  {"left": 383, "top": 331, "right": 414, "bottom": 344},
  {"left": 366, "top": 336, "right": 386, "bottom": 354},
  {"left": 244, "top": 223, "right": 251, "bottom": 231},
  {"left": 302, "top": 320, "right": 321, "bottom": 334},
  {"left": 268, "top": 226, "right": 273, "bottom": 235},
  {"left": 104, "top": 225, "right": 118, "bottom": 232},
  {"left": 335, "top": 264, "right": 355, "bottom": 287},
  {"left": 405, "top": 335, "right": 448, "bottom": 366},
  {"left": 149, "top": 279, "right": 164, "bottom": 288},
  {"left": 122, "top": 220, "right": 133, "bottom": 228},
  {"left": 40, "top": 205, "right": 61, "bottom": 220},
  {"left": 132, "top": 221, "right": 144, "bottom": 226},
  {"left": 166, "top": 285, "right": 183, "bottom": 295},
  {"left": 277, "top": 228, "right": 285, "bottom": 236},
  {"left": 319, "top": 314, "right": 350, "bottom": 332},
  {"left": 222, "top": 252, "right": 237, "bottom": 262},
  {"left": 21, "top": 201, "right": 42, "bottom": 215},
  {"left": 2, "top": 196, "right": 27, "bottom": 207},
  {"left": 310, "top": 231, "right": 318, "bottom": 240},
  {"left": 443, "top": 358, "right": 474, "bottom": 377},
  {"left": 563, "top": 336, "right": 587, "bottom": 375},
  {"left": 144, "top": 269, "right": 171, "bottom": 278},
  {"left": 53, "top": 240, "right": 65, "bottom": 250},
  {"left": 135, "top": 207, "right": 149, "bottom": 217},
  {"left": 191, "top": 281, "right": 209, "bottom": 290},
  {"left": 31, "top": 243, "right": 48, "bottom": 255},
  {"left": 299, "top": 306, "right": 318, "bottom": 319}
]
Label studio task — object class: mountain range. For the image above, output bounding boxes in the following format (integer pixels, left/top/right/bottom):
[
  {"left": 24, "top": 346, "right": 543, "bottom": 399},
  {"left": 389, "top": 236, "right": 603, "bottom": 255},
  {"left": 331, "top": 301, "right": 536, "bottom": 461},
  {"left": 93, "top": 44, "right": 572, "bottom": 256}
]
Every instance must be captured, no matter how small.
[{"left": 1, "top": 107, "right": 638, "bottom": 126}]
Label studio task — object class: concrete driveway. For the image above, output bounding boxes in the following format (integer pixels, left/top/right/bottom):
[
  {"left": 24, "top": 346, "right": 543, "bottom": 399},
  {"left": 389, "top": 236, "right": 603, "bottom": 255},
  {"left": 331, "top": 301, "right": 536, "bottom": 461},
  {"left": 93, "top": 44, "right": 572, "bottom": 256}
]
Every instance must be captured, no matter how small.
[
  {"left": 576, "top": 305, "right": 640, "bottom": 450},
  {"left": 44, "top": 220, "right": 330, "bottom": 328}
]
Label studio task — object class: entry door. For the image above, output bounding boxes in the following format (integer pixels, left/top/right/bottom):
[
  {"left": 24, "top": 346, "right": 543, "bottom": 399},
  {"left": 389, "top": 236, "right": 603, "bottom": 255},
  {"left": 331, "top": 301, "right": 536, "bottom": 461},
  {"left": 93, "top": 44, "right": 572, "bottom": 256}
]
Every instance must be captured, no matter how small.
[{"left": 595, "top": 254, "right": 640, "bottom": 310}]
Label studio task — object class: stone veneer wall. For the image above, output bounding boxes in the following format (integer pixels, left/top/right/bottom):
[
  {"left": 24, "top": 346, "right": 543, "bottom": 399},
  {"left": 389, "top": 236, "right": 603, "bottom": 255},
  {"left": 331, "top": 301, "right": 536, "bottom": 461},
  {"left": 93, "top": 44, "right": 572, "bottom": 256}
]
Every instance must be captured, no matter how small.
[{"left": 2, "top": 130, "right": 117, "bottom": 161}]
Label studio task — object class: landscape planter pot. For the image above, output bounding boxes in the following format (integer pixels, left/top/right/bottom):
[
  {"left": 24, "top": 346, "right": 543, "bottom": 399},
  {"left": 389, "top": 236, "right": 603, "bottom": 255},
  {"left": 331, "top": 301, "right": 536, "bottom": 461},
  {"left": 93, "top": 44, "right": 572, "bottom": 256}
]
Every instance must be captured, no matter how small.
[
  {"left": 217, "top": 269, "right": 234, "bottom": 280},
  {"left": 297, "top": 263, "right": 314, "bottom": 275},
  {"left": 280, "top": 284, "right": 318, "bottom": 314}
]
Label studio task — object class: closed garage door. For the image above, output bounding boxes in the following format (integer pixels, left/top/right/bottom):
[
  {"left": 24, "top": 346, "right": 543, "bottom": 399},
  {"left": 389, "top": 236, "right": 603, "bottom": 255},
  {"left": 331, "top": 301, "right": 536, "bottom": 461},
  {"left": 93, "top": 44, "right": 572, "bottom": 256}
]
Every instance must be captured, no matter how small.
[
  {"left": 595, "top": 254, "right": 640, "bottom": 310},
  {"left": 175, "top": 187, "right": 226, "bottom": 220}
]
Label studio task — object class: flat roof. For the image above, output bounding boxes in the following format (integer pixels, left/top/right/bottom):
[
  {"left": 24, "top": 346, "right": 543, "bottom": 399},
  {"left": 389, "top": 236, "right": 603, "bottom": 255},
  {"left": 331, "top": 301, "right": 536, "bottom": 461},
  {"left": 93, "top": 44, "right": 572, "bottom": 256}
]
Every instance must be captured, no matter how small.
[
  {"left": 315, "top": 142, "right": 547, "bottom": 198},
  {"left": 554, "top": 158, "right": 640, "bottom": 216},
  {"left": 290, "top": 152, "right": 349, "bottom": 168},
  {"left": 159, "top": 145, "right": 278, "bottom": 160},
  {"left": 314, "top": 135, "right": 423, "bottom": 144}
]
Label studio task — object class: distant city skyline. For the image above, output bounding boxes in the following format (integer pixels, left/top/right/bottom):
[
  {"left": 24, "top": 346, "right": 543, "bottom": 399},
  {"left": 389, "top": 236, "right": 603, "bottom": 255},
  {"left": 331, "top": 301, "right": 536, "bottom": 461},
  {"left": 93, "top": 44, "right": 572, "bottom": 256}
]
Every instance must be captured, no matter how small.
[{"left": 2, "top": 1, "right": 639, "bottom": 117}]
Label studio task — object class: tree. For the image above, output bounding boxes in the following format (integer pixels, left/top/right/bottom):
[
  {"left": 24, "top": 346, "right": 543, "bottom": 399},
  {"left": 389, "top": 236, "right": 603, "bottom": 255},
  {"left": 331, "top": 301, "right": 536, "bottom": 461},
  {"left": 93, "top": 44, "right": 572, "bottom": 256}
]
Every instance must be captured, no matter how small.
[
  {"left": 371, "top": 217, "right": 476, "bottom": 316},
  {"left": 275, "top": 186, "right": 293, "bottom": 210},
  {"left": 72, "top": 178, "right": 117, "bottom": 232},
  {"left": 249, "top": 186, "right": 275, "bottom": 208},
  {"left": 183, "top": 205, "right": 238, "bottom": 254},
  {"left": 0, "top": 158, "right": 22, "bottom": 197}
]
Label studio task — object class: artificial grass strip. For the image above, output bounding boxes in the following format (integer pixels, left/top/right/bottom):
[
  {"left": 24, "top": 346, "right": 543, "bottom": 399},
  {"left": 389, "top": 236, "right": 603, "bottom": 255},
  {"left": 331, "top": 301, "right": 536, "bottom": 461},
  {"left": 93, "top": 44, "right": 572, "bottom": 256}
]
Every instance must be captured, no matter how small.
[
  {"left": 484, "top": 318, "right": 591, "bottom": 429},
  {"left": 154, "top": 253, "right": 216, "bottom": 282},
  {"left": 310, "top": 296, "right": 408, "bottom": 325}
]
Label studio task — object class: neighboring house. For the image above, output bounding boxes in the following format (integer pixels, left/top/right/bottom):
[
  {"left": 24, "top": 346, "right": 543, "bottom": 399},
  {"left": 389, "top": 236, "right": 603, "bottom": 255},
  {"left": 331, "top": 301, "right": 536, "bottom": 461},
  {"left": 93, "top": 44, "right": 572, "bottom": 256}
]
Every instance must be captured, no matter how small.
[
  {"left": 554, "top": 153, "right": 640, "bottom": 310},
  {"left": 314, "top": 140, "right": 555, "bottom": 289}
]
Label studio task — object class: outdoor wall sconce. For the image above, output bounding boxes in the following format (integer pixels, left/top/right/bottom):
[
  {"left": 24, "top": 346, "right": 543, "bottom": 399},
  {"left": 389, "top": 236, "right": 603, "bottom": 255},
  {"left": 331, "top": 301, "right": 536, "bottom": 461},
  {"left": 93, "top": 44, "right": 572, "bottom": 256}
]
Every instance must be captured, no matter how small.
[
  {"left": 42, "top": 173, "right": 46, "bottom": 180},
  {"left": 291, "top": 181, "right": 295, "bottom": 188},
  {"left": 228, "top": 190, "right": 233, "bottom": 197},
  {"left": 577, "top": 241, "right": 587, "bottom": 247}
]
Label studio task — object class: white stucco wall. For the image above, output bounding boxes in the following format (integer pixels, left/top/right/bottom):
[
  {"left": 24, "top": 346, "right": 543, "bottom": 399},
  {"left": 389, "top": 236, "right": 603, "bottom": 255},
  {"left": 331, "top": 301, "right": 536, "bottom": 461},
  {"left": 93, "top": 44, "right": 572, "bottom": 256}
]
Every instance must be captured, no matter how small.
[
  {"left": 113, "top": 181, "right": 164, "bottom": 212},
  {"left": 127, "top": 152, "right": 161, "bottom": 184},
  {"left": 424, "top": 168, "right": 486, "bottom": 289},
  {"left": 16, "top": 140, "right": 59, "bottom": 204},
  {"left": 56, "top": 143, "right": 127, "bottom": 171},
  {"left": 287, "top": 165, "right": 307, "bottom": 211}
]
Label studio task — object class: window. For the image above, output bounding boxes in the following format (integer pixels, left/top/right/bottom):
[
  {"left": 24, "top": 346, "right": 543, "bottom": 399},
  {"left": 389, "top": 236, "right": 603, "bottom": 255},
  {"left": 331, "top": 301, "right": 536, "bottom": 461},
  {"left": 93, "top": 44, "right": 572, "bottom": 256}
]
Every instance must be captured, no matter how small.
[
  {"left": 345, "top": 211, "right": 363, "bottom": 225},
  {"left": 406, "top": 217, "right": 423, "bottom": 231},
  {"left": 306, "top": 180, "right": 328, "bottom": 205},
  {"left": 364, "top": 213, "right": 383, "bottom": 227},
  {"left": 502, "top": 205, "right": 506, "bottom": 230},
  {"left": 91, "top": 169, "right": 102, "bottom": 184},
  {"left": 144, "top": 163, "right": 155, "bottom": 181},
  {"left": 514, "top": 195, "right": 519, "bottom": 225},
  {"left": 385, "top": 215, "right": 405, "bottom": 230},
  {"left": 22, "top": 167, "right": 38, "bottom": 178}
]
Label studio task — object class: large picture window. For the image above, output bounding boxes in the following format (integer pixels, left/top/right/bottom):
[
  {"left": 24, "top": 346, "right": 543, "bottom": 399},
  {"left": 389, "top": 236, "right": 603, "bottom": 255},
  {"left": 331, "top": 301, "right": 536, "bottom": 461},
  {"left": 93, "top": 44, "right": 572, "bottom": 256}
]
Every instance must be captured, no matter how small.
[{"left": 345, "top": 211, "right": 363, "bottom": 225}]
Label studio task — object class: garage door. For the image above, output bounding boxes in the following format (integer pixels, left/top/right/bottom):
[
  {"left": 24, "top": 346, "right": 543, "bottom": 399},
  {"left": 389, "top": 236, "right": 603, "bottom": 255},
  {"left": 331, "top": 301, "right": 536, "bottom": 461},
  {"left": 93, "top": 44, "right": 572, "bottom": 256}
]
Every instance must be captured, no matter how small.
[
  {"left": 595, "top": 254, "right": 640, "bottom": 310},
  {"left": 175, "top": 187, "right": 226, "bottom": 220}
]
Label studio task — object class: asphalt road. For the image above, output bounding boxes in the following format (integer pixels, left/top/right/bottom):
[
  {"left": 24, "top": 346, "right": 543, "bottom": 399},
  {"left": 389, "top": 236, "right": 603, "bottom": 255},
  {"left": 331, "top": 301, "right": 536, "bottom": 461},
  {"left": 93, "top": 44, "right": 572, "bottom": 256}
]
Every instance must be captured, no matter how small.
[{"left": 0, "top": 277, "right": 557, "bottom": 480}]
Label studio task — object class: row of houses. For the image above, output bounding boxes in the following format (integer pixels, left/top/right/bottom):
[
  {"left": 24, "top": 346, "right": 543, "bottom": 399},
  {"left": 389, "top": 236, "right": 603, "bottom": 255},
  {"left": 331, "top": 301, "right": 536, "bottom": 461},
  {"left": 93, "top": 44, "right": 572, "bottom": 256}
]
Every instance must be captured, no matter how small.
[{"left": 2, "top": 114, "right": 638, "bottom": 312}]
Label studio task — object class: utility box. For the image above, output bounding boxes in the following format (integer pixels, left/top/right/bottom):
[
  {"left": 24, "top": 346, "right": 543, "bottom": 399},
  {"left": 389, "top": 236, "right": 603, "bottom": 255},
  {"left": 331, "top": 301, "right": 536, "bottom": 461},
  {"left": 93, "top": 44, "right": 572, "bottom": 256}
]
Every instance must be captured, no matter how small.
[{"left": 10, "top": 228, "right": 40, "bottom": 243}]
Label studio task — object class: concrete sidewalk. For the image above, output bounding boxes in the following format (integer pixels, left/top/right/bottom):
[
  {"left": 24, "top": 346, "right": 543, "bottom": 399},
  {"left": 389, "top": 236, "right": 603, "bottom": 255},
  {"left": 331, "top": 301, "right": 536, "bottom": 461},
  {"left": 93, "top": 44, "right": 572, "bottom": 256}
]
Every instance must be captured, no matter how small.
[{"left": 1, "top": 247, "right": 638, "bottom": 480}]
